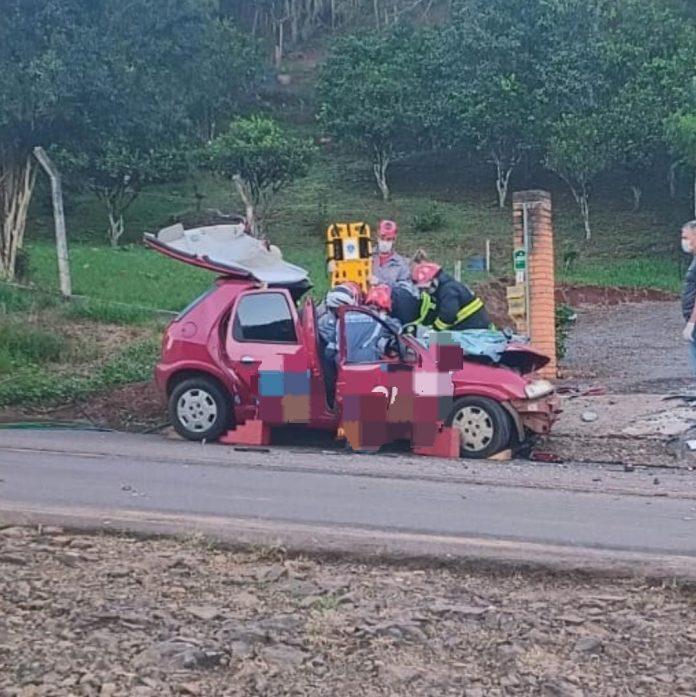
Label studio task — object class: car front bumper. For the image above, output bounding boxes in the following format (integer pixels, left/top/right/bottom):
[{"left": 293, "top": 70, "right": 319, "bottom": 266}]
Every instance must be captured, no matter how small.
[{"left": 510, "top": 393, "right": 562, "bottom": 436}]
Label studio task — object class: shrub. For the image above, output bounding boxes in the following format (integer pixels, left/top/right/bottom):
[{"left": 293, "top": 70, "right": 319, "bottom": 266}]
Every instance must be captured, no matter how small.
[{"left": 412, "top": 202, "right": 445, "bottom": 233}]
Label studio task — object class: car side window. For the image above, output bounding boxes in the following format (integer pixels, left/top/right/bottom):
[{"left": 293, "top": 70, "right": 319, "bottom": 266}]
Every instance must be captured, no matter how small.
[{"left": 232, "top": 293, "right": 298, "bottom": 343}]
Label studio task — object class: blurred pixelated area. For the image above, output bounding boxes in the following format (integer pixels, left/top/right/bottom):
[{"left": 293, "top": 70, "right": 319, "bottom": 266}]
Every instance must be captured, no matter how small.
[{"left": 221, "top": 336, "right": 467, "bottom": 457}]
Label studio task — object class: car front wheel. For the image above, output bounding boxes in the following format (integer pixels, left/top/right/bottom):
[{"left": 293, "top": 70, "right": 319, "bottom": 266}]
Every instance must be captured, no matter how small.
[
  {"left": 169, "top": 377, "right": 232, "bottom": 441},
  {"left": 446, "top": 396, "right": 512, "bottom": 459}
]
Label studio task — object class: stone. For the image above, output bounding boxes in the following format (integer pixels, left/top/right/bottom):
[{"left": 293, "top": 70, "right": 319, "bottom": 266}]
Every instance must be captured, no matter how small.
[
  {"left": 100, "top": 683, "right": 118, "bottom": 696},
  {"left": 0, "top": 526, "right": 27, "bottom": 538},
  {"left": 0, "top": 554, "right": 28, "bottom": 566},
  {"left": 186, "top": 605, "right": 222, "bottom": 621},
  {"left": 381, "top": 664, "right": 423, "bottom": 684},
  {"left": 581, "top": 411, "right": 599, "bottom": 423},
  {"left": 260, "top": 645, "right": 307, "bottom": 669},
  {"left": 574, "top": 636, "right": 604, "bottom": 654}
]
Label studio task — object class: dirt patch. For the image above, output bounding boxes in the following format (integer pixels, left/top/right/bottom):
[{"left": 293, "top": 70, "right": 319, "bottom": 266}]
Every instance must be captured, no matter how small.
[
  {"left": 1, "top": 525, "right": 695, "bottom": 696},
  {"left": 0, "top": 381, "right": 166, "bottom": 432}
]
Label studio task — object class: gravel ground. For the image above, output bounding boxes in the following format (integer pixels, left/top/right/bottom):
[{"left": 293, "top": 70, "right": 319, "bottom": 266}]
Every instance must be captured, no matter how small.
[
  {"left": 2, "top": 525, "right": 696, "bottom": 697},
  {"left": 563, "top": 301, "right": 693, "bottom": 393}
]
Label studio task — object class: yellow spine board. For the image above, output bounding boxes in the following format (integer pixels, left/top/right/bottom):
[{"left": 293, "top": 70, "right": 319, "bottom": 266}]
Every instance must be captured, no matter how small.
[{"left": 326, "top": 222, "right": 372, "bottom": 293}]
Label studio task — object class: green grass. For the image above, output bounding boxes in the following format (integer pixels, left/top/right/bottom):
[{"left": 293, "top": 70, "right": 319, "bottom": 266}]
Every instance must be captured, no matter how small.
[
  {"left": 0, "top": 338, "right": 159, "bottom": 407},
  {"left": 26, "top": 151, "right": 692, "bottom": 304},
  {"left": 561, "top": 258, "right": 683, "bottom": 293},
  {"left": 0, "top": 323, "right": 65, "bottom": 365},
  {"left": 7, "top": 148, "right": 692, "bottom": 411}
]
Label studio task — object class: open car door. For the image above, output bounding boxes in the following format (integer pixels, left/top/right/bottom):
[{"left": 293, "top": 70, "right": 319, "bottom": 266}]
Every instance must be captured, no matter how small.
[{"left": 335, "top": 308, "right": 418, "bottom": 451}]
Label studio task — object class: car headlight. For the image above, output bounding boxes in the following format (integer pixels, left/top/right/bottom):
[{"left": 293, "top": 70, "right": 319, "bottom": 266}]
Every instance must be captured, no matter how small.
[{"left": 524, "top": 379, "right": 555, "bottom": 400}]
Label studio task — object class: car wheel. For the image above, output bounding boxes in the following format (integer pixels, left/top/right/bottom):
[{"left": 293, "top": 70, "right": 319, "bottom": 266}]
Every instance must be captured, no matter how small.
[
  {"left": 169, "top": 377, "right": 232, "bottom": 442},
  {"left": 446, "top": 396, "right": 512, "bottom": 459}
]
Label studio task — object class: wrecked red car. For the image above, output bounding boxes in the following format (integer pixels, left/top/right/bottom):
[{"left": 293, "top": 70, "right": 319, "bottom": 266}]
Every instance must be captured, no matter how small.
[{"left": 146, "top": 224, "right": 560, "bottom": 459}]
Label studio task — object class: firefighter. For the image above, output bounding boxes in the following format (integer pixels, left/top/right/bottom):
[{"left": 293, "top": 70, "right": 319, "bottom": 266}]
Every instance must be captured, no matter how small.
[
  {"left": 371, "top": 220, "right": 411, "bottom": 287},
  {"left": 391, "top": 281, "right": 437, "bottom": 335},
  {"left": 412, "top": 262, "right": 492, "bottom": 331},
  {"left": 318, "top": 283, "right": 360, "bottom": 407},
  {"left": 342, "top": 284, "right": 401, "bottom": 364}
]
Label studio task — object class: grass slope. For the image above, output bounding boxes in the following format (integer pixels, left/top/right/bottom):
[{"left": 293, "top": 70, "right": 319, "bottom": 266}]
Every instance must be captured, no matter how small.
[{"left": 3, "top": 149, "right": 690, "bottom": 411}]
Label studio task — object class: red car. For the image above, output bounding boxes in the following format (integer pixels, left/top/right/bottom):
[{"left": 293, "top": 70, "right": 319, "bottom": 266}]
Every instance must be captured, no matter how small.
[{"left": 147, "top": 225, "right": 560, "bottom": 459}]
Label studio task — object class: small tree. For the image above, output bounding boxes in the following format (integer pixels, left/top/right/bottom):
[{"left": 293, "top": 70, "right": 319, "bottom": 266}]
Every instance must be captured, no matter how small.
[
  {"left": 546, "top": 113, "right": 611, "bottom": 241},
  {"left": 436, "top": 0, "right": 552, "bottom": 208},
  {"left": 62, "top": 142, "right": 191, "bottom": 246},
  {"left": 206, "top": 117, "right": 314, "bottom": 236},
  {"left": 317, "top": 29, "right": 428, "bottom": 201},
  {"left": 666, "top": 111, "right": 696, "bottom": 217}
]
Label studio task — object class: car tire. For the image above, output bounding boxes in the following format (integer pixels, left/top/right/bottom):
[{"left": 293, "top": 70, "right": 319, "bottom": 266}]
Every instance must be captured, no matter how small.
[
  {"left": 169, "top": 377, "right": 232, "bottom": 442},
  {"left": 446, "top": 396, "right": 512, "bottom": 459}
]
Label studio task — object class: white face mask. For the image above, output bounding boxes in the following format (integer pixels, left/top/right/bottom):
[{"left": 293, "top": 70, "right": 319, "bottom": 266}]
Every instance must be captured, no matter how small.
[
  {"left": 378, "top": 240, "right": 393, "bottom": 254},
  {"left": 682, "top": 238, "right": 693, "bottom": 254}
]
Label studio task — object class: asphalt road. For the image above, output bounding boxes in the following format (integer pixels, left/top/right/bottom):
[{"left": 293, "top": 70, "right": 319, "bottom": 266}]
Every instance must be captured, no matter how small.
[{"left": 2, "top": 429, "right": 696, "bottom": 577}]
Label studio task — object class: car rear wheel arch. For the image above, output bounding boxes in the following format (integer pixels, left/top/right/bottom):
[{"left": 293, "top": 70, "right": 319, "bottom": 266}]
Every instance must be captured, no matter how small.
[
  {"left": 167, "top": 372, "right": 234, "bottom": 442},
  {"left": 446, "top": 395, "right": 513, "bottom": 459}
]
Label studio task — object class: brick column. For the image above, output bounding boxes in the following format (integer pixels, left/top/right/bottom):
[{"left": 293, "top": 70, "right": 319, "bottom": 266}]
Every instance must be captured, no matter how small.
[{"left": 512, "top": 190, "right": 557, "bottom": 378}]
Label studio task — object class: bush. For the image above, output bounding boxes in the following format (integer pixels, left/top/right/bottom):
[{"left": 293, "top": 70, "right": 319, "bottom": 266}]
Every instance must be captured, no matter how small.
[
  {"left": 555, "top": 304, "right": 577, "bottom": 360},
  {"left": 0, "top": 323, "right": 64, "bottom": 365},
  {"left": 0, "top": 338, "right": 159, "bottom": 407},
  {"left": 412, "top": 202, "right": 445, "bottom": 233}
]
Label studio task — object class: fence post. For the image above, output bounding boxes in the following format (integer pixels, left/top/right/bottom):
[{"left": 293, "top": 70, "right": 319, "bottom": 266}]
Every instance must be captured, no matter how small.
[{"left": 33, "top": 147, "right": 71, "bottom": 298}]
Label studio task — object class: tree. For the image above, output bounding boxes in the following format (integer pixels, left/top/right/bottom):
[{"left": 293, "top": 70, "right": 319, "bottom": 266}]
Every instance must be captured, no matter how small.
[
  {"left": 597, "top": 0, "right": 694, "bottom": 210},
  {"left": 0, "top": 0, "right": 229, "bottom": 274},
  {"left": 436, "top": 0, "right": 554, "bottom": 207},
  {"left": 0, "top": 0, "right": 92, "bottom": 281},
  {"left": 60, "top": 1, "right": 245, "bottom": 246},
  {"left": 317, "top": 28, "right": 430, "bottom": 201},
  {"left": 666, "top": 111, "right": 696, "bottom": 217},
  {"left": 61, "top": 142, "right": 192, "bottom": 246},
  {"left": 206, "top": 116, "right": 314, "bottom": 235},
  {"left": 546, "top": 113, "right": 611, "bottom": 241},
  {"left": 188, "top": 18, "right": 262, "bottom": 143}
]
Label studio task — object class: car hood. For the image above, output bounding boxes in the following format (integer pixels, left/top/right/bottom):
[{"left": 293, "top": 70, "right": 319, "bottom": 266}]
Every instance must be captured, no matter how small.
[
  {"left": 144, "top": 223, "right": 311, "bottom": 292},
  {"left": 497, "top": 343, "right": 550, "bottom": 374}
]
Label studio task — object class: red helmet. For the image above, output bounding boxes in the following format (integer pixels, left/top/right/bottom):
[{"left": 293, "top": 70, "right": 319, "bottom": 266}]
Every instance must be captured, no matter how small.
[
  {"left": 378, "top": 220, "right": 398, "bottom": 241},
  {"left": 365, "top": 284, "right": 392, "bottom": 312},
  {"left": 412, "top": 262, "right": 441, "bottom": 287}
]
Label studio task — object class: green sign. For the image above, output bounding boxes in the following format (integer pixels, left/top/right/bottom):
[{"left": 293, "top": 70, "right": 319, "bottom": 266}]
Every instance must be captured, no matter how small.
[{"left": 513, "top": 248, "right": 527, "bottom": 271}]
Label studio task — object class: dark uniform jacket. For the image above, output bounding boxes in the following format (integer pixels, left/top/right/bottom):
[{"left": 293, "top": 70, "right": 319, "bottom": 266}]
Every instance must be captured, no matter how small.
[{"left": 432, "top": 271, "right": 491, "bottom": 331}]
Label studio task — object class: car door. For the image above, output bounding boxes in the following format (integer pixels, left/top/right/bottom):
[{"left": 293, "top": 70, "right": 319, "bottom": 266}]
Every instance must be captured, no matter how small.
[
  {"left": 335, "top": 308, "right": 417, "bottom": 451},
  {"left": 224, "top": 289, "right": 313, "bottom": 425}
]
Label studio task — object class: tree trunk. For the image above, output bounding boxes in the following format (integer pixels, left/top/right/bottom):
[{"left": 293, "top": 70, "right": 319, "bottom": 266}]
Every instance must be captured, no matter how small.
[
  {"left": 493, "top": 157, "right": 513, "bottom": 208},
  {"left": 669, "top": 161, "right": 679, "bottom": 199},
  {"left": 693, "top": 170, "right": 696, "bottom": 219},
  {"left": 0, "top": 154, "right": 37, "bottom": 281},
  {"left": 630, "top": 185, "right": 642, "bottom": 212},
  {"left": 233, "top": 174, "right": 258, "bottom": 236},
  {"left": 107, "top": 207, "right": 125, "bottom": 248},
  {"left": 372, "top": 149, "right": 390, "bottom": 201},
  {"left": 577, "top": 191, "right": 591, "bottom": 241}
]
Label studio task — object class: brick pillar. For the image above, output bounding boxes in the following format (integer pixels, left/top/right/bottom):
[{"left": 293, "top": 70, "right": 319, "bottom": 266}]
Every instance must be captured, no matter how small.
[{"left": 512, "top": 190, "right": 557, "bottom": 379}]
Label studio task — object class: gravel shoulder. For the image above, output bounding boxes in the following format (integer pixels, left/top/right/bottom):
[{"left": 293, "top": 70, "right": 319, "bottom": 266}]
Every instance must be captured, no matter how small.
[
  {"left": 562, "top": 301, "right": 692, "bottom": 393},
  {"left": 2, "top": 525, "right": 696, "bottom": 697}
]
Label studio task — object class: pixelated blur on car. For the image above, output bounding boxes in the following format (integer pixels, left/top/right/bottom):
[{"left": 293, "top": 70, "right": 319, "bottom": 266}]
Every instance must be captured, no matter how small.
[{"left": 155, "top": 278, "right": 560, "bottom": 459}]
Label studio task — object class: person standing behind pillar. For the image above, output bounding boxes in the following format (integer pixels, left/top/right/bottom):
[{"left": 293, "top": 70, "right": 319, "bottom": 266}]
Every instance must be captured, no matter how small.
[{"left": 681, "top": 220, "right": 696, "bottom": 375}]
